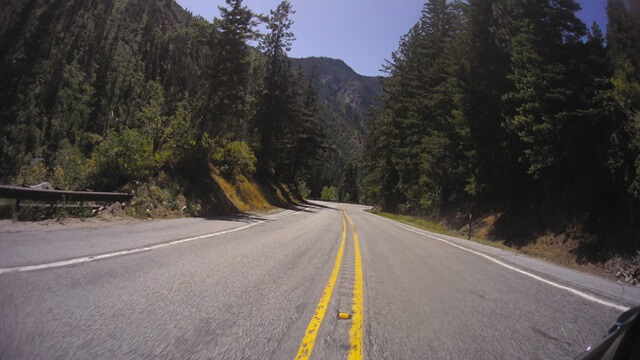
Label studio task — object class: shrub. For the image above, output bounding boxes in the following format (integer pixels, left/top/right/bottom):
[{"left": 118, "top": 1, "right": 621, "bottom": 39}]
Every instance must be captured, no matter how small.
[
  {"left": 157, "top": 100, "right": 198, "bottom": 168},
  {"left": 321, "top": 186, "right": 339, "bottom": 201},
  {"left": 211, "top": 140, "right": 256, "bottom": 178},
  {"left": 51, "top": 141, "right": 89, "bottom": 190},
  {"left": 15, "top": 160, "right": 47, "bottom": 186},
  {"left": 88, "top": 129, "right": 154, "bottom": 190}
]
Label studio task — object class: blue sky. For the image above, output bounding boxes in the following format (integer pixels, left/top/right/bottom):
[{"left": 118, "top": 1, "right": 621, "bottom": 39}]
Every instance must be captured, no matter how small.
[{"left": 176, "top": 0, "right": 609, "bottom": 77}]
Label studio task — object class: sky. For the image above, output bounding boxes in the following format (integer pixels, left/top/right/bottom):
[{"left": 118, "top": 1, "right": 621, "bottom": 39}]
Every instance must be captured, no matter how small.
[{"left": 175, "top": 0, "right": 609, "bottom": 77}]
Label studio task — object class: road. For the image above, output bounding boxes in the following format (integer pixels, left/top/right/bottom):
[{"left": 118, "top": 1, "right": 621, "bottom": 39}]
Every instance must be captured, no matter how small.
[{"left": 1, "top": 201, "right": 639, "bottom": 359}]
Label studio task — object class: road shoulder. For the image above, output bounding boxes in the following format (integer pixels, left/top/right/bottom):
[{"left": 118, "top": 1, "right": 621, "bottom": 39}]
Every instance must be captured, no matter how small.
[{"left": 364, "top": 210, "right": 640, "bottom": 307}]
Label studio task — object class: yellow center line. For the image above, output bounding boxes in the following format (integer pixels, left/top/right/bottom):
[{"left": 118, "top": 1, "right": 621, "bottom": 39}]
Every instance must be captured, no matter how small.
[
  {"left": 294, "top": 212, "right": 347, "bottom": 360},
  {"left": 344, "top": 209, "right": 364, "bottom": 360}
]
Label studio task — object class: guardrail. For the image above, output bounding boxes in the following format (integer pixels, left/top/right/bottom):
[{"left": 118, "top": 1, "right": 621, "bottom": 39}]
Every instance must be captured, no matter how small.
[{"left": 0, "top": 185, "right": 133, "bottom": 209}]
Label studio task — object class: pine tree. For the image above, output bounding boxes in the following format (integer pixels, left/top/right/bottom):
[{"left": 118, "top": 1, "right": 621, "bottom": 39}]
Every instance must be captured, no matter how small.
[
  {"left": 285, "top": 65, "right": 326, "bottom": 184},
  {"left": 365, "top": 0, "right": 467, "bottom": 211},
  {"left": 364, "top": 25, "right": 420, "bottom": 211},
  {"left": 202, "top": 0, "right": 261, "bottom": 140},
  {"left": 497, "top": 0, "right": 587, "bottom": 201},
  {"left": 460, "top": 0, "right": 520, "bottom": 206},
  {"left": 607, "top": 0, "right": 640, "bottom": 201},
  {"left": 255, "top": 0, "right": 296, "bottom": 175}
]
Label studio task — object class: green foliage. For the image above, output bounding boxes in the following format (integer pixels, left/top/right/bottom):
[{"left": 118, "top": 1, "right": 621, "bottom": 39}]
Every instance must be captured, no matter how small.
[
  {"left": 364, "top": 0, "right": 640, "bottom": 239},
  {"left": 15, "top": 161, "right": 48, "bottom": 186},
  {"left": 0, "top": 0, "right": 334, "bottom": 205},
  {"left": 51, "top": 141, "right": 89, "bottom": 190},
  {"left": 365, "top": 0, "right": 468, "bottom": 212},
  {"left": 211, "top": 140, "right": 257, "bottom": 178},
  {"left": 607, "top": 0, "right": 640, "bottom": 201},
  {"left": 89, "top": 130, "right": 154, "bottom": 190},
  {"left": 201, "top": 0, "right": 261, "bottom": 139},
  {"left": 256, "top": 1, "right": 296, "bottom": 173},
  {"left": 321, "top": 186, "right": 339, "bottom": 201},
  {"left": 0, "top": 0, "right": 207, "bottom": 181},
  {"left": 159, "top": 100, "right": 198, "bottom": 167}
]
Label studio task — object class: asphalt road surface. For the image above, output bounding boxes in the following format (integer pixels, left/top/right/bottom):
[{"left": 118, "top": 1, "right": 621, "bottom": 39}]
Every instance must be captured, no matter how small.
[{"left": 1, "top": 201, "right": 639, "bottom": 359}]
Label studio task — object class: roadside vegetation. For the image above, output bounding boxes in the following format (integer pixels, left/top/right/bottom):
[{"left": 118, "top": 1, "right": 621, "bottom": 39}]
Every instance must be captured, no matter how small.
[
  {"left": 0, "top": 0, "right": 324, "bottom": 218},
  {"left": 363, "top": 0, "right": 640, "bottom": 279},
  {"left": 371, "top": 210, "right": 638, "bottom": 283}
]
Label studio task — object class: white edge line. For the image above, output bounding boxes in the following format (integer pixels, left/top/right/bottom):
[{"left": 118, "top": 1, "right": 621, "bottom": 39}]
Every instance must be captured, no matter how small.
[
  {"left": 363, "top": 211, "right": 630, "bottom": 312},
  {"left": 0, "top": 210, "right": 303, "bottom": 275}
]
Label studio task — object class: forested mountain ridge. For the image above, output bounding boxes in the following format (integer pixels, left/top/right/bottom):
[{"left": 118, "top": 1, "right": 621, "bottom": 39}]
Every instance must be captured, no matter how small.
[
  {"left": 0, "top": 0, "right": 208, "bottom": 183},
  {"left": 0, "top": 0, "right": 373, "bottom": 213},
  {"left": 291, "top": 57, "right": 382, "bottom": 201},
  {"left": 293, "top": 57, "right": 382, "bottom": 133}
]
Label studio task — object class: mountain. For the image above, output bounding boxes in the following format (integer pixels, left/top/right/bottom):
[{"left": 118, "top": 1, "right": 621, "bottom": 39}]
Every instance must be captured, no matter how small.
[
  {"left": 0, "top": 0, "right": 383, "bottom": 203},
  {"left": 0, "top": 0, "right": 210, "bottom": 180},
  {"left": 292, "top": 57, "right": 382, "bottom": 134},
  {"left": 291, "top": 57, "right": 382, "bottom": 200}
]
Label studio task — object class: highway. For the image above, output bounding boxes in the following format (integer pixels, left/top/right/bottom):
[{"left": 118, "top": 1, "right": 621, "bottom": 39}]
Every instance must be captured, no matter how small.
[{"left": 1, "top": 201, "right": 639, "bottom": 359}]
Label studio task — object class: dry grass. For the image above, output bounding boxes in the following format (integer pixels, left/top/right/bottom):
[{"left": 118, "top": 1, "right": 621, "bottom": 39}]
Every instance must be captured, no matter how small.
[
  {"left": 372, "top": 210, "right": 614, "bottom": 280},
  {"left": 518, "top": 232, "right": 611, "bottom": 278},
  {"left": 213, "top": 174, "right": 275, "bottom": 213}
]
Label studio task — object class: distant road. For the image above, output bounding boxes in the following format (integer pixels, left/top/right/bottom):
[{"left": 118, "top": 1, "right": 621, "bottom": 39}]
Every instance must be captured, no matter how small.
[{"left": 1, "top": 201, "right": 639, "bottom": 359}]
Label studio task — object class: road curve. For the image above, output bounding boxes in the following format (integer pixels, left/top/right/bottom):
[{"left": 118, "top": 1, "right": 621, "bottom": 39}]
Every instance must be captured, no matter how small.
[{"left": 1, "top": 201, "right": 638, "bottom": 359}]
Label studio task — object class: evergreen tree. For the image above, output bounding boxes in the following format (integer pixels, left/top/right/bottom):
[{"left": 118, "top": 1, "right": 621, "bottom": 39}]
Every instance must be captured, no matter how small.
[
  {"left": 255, "top": 0, "right": 296, "bottom": 175},
  {"left": 202, "top": 0, "right": 261, "bottom": 140},
  {"left": 365, "top": 0, "right": 467, "bottom": 211},
  {"left": 285, "top": 65, "right": 326, "bottom": 185},
  {"left": 496, "top": 0, "right": 592, "bottom": 206},
  {"left": 607, "top": 0, "right": 640, "bottom": 200},
  {"left": 460, "top": 0, "right": 519, "bottom": 206}
]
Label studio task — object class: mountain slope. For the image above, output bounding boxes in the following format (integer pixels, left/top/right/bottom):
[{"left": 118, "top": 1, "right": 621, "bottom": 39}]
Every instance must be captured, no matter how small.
[
  {"left": 0, "top": 0, "right": 209, "bottom": 180},
  {"left": 293, "top": 57, "right": 382, "bottom": 134},
  {"left": 291, "top": 57, "right": 382, "bottom": 199},
  {"left": 0, "top": 0, "right": 383, "bottom": 204}
]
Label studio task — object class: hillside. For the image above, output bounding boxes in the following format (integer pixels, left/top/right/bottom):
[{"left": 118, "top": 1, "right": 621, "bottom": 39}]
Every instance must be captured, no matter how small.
[
  {"left": 0, "top": 0, "right": 384, "bottom": 214},
  {"left": 363, "top": 0, "right": 640, "bottom": 275},
  {"left": 292, "top": 57, "right": 382, "bottom": 134},
  {"left": 0, "top": 0, "right": 209, "bottom": 179},
  {"left": 290, "top": 57, "right": 381, "bottom": 200}
]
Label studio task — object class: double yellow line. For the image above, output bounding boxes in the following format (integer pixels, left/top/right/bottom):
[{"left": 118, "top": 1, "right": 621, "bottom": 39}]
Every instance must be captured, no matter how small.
[
  {"left": 344, "top": 210, "right": 364, "bottom": 360},
  {"left": 294, "top": 208, "right": 364, "bottom": 360}
]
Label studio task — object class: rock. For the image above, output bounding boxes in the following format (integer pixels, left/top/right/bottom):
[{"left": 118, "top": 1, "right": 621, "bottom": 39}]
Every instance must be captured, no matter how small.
[
  {"left": 106, "top": 202, "right": 125, "bottom": 216},
  {"left": 29, "top": 158, "right": 45, "bottom": 166},
  {"left": 616, "top": 271, "right": 622, "bottom": 278},
  {"left": 29, "top": 182, "right": 53, "bottom": 189}
]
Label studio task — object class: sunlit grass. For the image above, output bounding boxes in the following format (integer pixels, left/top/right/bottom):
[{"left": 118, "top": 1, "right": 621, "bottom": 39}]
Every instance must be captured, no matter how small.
[
  {"left": 370, "top": 210, "right": 511, "bottom": 251},
  {"left": 213, "top": 174, "right": 274, "bottom": 213},
  {"left": 371, "top": 211, "right": 453, "bottom": 235}
]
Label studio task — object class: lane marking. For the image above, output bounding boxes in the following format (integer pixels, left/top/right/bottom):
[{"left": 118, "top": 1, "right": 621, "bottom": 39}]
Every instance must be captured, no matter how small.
[
  {"left": 344, "top": 209, "right": 364, "bottom": 360},
  {"left": 365, "top": 211, "right": 630, "bottom": 312},
  {"left": 294, "top": 214, "right": 347, "bottom": 360},
  {"left": 0, "top": 210, "right": 302, "bottom": 275}
]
